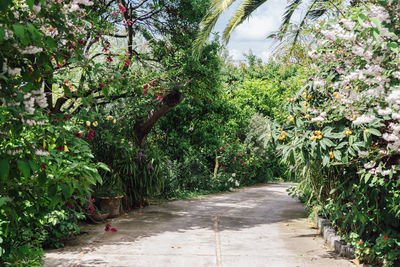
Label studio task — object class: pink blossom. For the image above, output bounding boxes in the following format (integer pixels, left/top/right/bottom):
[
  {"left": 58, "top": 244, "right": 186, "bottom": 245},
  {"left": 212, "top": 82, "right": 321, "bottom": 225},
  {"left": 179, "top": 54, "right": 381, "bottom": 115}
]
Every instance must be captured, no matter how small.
[{"left": 118, "top": 4, "right": 126, "bottom": 14}]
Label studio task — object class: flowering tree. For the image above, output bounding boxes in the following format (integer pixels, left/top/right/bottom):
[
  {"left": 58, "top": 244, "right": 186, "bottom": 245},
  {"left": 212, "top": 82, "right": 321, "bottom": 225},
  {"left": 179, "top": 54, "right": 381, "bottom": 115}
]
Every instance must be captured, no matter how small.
[{"left": 265, "top": 0, "right": 399, "bottom": 264}]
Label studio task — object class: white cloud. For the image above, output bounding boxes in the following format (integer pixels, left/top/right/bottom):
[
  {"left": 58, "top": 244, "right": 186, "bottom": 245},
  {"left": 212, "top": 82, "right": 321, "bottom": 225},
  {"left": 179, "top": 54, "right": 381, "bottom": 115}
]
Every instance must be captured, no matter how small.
[{"left": 213, "top": 0, "right": 289, "bottom": 62}]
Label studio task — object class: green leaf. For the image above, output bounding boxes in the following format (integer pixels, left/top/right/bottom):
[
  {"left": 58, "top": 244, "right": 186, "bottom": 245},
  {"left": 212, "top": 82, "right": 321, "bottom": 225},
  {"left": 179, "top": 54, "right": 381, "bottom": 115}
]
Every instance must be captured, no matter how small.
[
  {"left": 48, "top": 184, "right": 58, "bottom": 198},
  {"left": 0, "top": 0, "right": 12, "bottom": 10},
  {"left": 370, "top": 17, "right": 381, "bottom": 31},
  {"left": 322, "top": 154, "right": 330, "bottom": 166},
  {"left": 17, "top": 160, "right": 30, "bottom": 178},
  {"left": 358, "top": 13, "right": 367, "bottom": 21},
  {"left": 12, "top": 24, "right": 27, "bottom": 42},
  {"left": 368, "top": 128, "right": 381, "bottom": 136},
  {"left": 26, "top": 0, "right": 34, "bottom": 10},
  {"left": 333, "top": 150, "right": 341, "bottom": 161},
  {"left": 388, "top": 42, "right": 399, "bottom": 53},
  {"left": 364, "top": 173, "right": 371, "bottom": 183},
  {"left": 0, "top": 197, "right": 12, "bottom": 207},
  {"left": 0, "top": 159, "right": 10, "bottom": 181},
  {"left": 28, "top": 160, "right": 38, "bottom": 173},
  {"left": 60, "top": 183, "right": 72, "bottom": 199},
  {"left": 0, "top": 28, "right": 5, "bottom": 44}
]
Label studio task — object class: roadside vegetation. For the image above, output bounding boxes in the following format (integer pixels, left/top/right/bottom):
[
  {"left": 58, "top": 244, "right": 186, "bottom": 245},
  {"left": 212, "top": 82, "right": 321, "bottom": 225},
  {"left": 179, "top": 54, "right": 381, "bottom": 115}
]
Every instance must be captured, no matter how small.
[{"left": 0, "top": 0, "right": 398, "bottom": 266}]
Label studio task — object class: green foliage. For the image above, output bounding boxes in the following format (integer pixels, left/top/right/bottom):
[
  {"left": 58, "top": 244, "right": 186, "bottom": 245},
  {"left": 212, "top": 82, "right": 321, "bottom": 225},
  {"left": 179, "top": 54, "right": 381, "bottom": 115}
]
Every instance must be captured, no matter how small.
[{"left": 267, "top": 1, "right": 400, "bottom": 265}]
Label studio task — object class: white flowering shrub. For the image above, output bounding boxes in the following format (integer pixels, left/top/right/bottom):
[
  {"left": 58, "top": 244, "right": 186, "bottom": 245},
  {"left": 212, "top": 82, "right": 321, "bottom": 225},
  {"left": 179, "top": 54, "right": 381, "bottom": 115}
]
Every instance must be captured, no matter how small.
[{"left": 265, "top": 0, "right": 400, "bottom": 264}]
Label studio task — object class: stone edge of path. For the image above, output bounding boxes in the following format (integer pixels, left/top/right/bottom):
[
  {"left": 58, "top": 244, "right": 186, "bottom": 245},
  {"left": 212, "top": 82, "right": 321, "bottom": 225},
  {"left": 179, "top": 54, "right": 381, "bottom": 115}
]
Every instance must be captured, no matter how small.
[{"left": 316, "top": 215, "right": 356, "bottom": 259}]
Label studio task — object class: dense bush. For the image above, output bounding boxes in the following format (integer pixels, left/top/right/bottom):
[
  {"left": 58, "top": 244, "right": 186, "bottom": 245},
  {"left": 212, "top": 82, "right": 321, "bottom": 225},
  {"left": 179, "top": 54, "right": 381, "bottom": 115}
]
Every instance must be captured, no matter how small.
[{"left": 264, "top": 1, "right": 400, "bottom": 265}]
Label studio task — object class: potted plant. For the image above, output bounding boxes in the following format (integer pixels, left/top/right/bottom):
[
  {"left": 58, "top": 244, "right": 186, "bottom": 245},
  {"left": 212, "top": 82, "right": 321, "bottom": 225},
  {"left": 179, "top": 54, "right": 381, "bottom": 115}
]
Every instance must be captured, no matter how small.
[
  {"left": 93, "top": 174, "right": 124, "bottom": 218},
  {"left": 85, "top": 198, "right": 110, "bottom": 223}
]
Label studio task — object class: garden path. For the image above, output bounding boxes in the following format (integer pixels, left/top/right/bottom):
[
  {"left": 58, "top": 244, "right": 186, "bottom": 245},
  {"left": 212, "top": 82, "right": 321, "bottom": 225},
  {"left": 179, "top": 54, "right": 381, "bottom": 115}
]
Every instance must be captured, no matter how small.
[{"left": 45, "top": 183, "right": 354, "bottom": 267}]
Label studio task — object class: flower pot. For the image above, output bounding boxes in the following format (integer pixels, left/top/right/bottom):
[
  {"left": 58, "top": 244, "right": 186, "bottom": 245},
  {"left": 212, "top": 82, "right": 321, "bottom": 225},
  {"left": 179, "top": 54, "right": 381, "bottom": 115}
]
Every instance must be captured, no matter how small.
[
  {"left": 86, "top": 212, "right": 109, "bottom": 224},
  {"left": 98, "top": 195, "right": 123, "bottom": 218}
]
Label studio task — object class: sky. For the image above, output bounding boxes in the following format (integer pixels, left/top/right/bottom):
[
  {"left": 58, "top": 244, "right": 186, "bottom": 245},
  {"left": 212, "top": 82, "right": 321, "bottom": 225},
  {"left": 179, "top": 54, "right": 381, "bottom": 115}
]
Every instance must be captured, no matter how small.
[{"left": 213, "top": 0, "right": 288, "bottom": 62}]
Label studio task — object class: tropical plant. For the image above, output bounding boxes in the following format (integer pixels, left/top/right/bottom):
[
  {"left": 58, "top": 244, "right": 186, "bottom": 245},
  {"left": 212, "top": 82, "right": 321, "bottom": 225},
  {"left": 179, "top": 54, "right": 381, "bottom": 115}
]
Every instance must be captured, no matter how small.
[
  {"left": 264, "top": 1, "right": 400, "bottom": 264},
  {"left": 193, "top": 0, "right": 353, "bottom": 54}
]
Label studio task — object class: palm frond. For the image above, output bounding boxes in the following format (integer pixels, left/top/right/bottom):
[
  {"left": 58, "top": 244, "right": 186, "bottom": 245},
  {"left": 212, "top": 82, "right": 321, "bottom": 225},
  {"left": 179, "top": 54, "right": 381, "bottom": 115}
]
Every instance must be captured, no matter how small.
[
  {"left": 193, "top": 0, "right": 237, "bottom": 56},
  {"left": 223, "top": 0, "right": 269, "bottom": 43},
  {"left": 288, "top": 0, "right": 319, "bottom": 55},
  {"left": 279, "top": 0, "right": 302, "bottom": 36}
]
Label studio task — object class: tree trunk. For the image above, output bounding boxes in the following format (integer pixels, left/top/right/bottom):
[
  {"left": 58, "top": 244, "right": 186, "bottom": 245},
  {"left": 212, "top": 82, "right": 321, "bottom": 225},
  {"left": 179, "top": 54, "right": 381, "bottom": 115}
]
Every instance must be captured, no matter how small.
[{"left": 134, "top": 92, "right": 184, "bottom": 146}]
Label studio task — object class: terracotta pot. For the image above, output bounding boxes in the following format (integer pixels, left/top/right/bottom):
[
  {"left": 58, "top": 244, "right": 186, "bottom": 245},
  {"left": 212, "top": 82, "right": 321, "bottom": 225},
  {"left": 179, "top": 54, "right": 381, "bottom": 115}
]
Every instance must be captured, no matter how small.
[
  {"left": 98, "top": 195, "right": 123, "bottom": 218},
  {"left": 86, "top": 212, "right": 109, "bottom": 224}
]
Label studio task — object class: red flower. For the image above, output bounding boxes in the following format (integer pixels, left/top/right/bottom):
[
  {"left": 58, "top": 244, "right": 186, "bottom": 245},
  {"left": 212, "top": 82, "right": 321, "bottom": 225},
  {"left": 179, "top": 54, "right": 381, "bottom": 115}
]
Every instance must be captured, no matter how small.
[
  {"left": 395, "top": 247, "right": 398, "bottom": 250},
  {"left": 124, "top": 60, "right": 131, "bottom": 68},
  {"left": 156, "top": 96, "right": 163, "bottom": 101},
  {"left": 111, "top": 12, "right": 117, "bottom": 17},
  {"left": 143, "top": 84, "right": 148, "bottom": 96},
  {"left": 87, "top": 129, "right": 94, "bottom": 139},
  {"left": 220, "top": 165, "right": 223, "bottom": 168},
  {"left": 234, "top": 157, "right": 236, "bottom": 160},
  {"left": 106, "top": 56, "right": 113, "bottom": 62},
  {"left": 238, "top": 154, "right": 242, "bottom": 157},
  {"left": 56, "top": 145, "right": 63, "bottom": 151},
  {"left": 66, "top": 202, "right": 73, "bottom": 209},
  {"left": 118, "top": 3, "right": 126, "bottom": 13},
  {"left": 219, "top": 147, "right": 224, "bottom": 151},
  {"left": 91, "top": 198, "right": 95, "bottom": 203},
  {"left": 75, "top": 132, "right": 82, "bottom": 138},
  {"left": 111, "top": 228, "right": 118, "bottom": 232},
  {"left": 152, "top": 80, "right": 157, "bottom": 87},
  {"left": 226, "top": 143, "right": 230, "bottom": 146},
  {"left": 104, "top": 227, "right": 111, "bottom": 232},
  {"left": 40, "top": 163, "right": 46, "bottom": 169},
  {"left": 88, "top": 206, "right": 94, "bottom": 213},
  {"left": 99, "top": 83, "right": 105, "bottom": 88},
  {"left": 384, "top": 235, "right": 388, "bottom": 240},
  {"left": 358, "top": 241, "right": 363, "bottom": 245}
]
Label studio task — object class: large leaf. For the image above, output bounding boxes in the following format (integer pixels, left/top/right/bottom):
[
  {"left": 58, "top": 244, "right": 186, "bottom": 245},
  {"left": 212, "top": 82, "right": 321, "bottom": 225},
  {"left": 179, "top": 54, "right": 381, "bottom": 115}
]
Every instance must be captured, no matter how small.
[
  {"left": 0, "top": 159, "right": 10, "bottom": 181},
  {"left": 17, "top": 160, "right": 30, "bottom": 178}
]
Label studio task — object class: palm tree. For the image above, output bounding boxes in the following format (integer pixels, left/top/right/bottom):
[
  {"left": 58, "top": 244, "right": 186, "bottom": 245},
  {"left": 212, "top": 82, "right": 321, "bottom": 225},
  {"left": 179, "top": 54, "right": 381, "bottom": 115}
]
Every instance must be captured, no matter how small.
[{"left": 193, "top": 0, "right": 344, "bottom": 55}]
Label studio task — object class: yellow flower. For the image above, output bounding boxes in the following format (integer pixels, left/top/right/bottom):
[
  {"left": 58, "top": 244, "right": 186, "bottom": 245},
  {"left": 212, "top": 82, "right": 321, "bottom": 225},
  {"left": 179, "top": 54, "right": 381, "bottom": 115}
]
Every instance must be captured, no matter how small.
[
  {"left": 93, "top": 121, "right": 98, "bottom": 127},
  {"left": 307, "top": 95, "right": 312, "bottom": 100},
  {"left": 43, "top": 140, "right": 46, "bottom": 150},
  {"left": 303, "top": 101, "right": 308, "bottom": 107},
  {"left": 288, "top": 115, "right": 294, "bottom": 122},
  {"left": 302, "top": 91, "right": 307, "bottom": 98},
  {"left": 345, "top": 86, "right": 351, "bottom": 90},
  {"left": 329, "top": 151, "right": 334, "bottom": 159},
  {"left": 364, "top": 129, "right": 369, "bottom": 133},
  {"left": 278, "top": 136, "right": 285, "bottom": 140},
  {"left": 305, "top": 114, "right": 310, "bottom": 119},
  {"left": 86, "top": 121, "right": 91, "bottom": 127},
  {"left": 281, "top": 131, "right": 286, "bottom": 137},
  {"left": 353, "top": 115, "right": 357, "bottom": 120},
  {"left": 309, "top": 136, "right": 316, "bottom": 141},
  {"left": 317, "top": 135, "right": 322, "bottom": 140},
  {"left": 121, "top": 139, "right": 125, "bottom": 143},
  {"left": 113, "top": 119, "right": 117, "bottom": 124},
  {"left": 333, "top": 92, "right": 340, "bottom": 99},
  {"left": 344, "top": 130, "right": 352, "bottom": 136},
  {"left": 106, "top": 115, "right": 113, "bottom": 121},
  {"left": 278, "top": 128, "right": 281, "bottom": 131},
  {"left": 64, "top": 145, "right": 69, "bottom": 152},
  {"left": 268, "top": 133, "right": 272, "bottom": 138}
]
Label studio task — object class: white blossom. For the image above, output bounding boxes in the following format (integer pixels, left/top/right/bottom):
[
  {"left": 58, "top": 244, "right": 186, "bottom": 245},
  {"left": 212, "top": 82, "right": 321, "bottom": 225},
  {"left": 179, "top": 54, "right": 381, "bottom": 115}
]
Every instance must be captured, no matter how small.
[{"left": 353, "top": 114, "right": 376, "bottom": 125}]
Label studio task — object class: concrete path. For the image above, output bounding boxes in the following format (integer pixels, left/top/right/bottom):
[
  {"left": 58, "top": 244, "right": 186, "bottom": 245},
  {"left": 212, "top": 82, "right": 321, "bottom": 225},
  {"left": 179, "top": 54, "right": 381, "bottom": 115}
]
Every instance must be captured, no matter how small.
[{"left": 45, "top": 183, "right": 354, "bottom": 267}]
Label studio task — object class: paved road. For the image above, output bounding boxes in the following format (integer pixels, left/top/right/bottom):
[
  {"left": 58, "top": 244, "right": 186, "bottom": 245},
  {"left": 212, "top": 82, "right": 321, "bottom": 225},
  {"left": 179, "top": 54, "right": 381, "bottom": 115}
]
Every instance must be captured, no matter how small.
[{"left": 45, "top": 183, "right": 354, "bottom": 267}]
